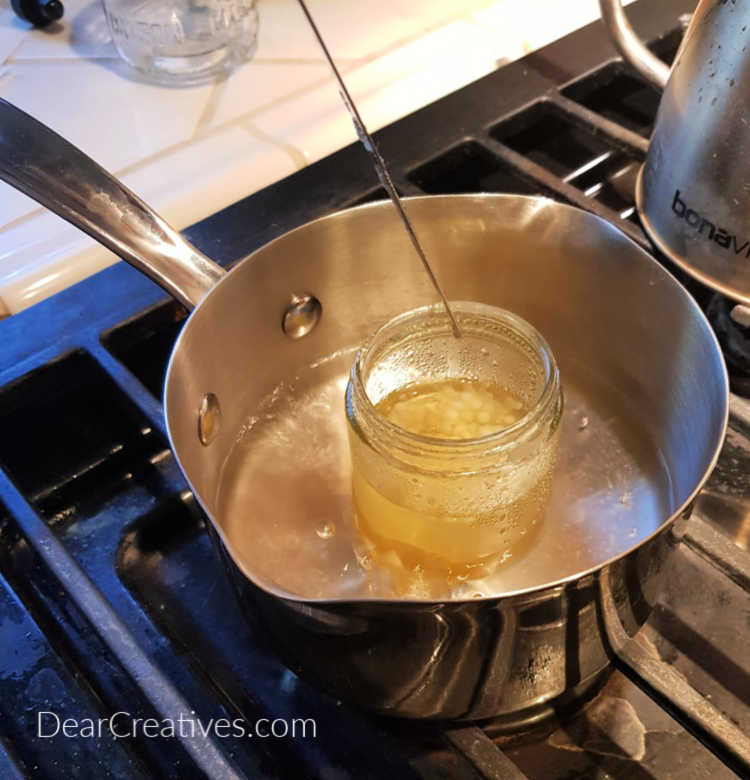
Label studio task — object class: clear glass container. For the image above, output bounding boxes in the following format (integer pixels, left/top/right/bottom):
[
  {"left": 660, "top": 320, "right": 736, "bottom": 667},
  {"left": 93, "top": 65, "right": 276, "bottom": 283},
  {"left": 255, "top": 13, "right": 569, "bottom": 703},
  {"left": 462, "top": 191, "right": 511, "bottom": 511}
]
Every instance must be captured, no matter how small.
[
  {"left": 345, "top": 302, "right": 563, "bottom": 593},
  {"left": 102, "top": 0, "right": 259, "bottom": 85}
]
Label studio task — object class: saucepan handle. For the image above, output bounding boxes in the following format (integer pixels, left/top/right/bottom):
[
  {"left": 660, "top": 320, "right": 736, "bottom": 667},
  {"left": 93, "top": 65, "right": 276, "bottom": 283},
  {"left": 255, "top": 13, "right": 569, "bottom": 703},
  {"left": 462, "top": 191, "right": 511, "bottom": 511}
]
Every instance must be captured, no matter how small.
[
  {"left": 0, "top": 99, "right": 225, "bottom": 310},
  {"left": 598, "top": 0, "right": 671, "bottom": 89}
]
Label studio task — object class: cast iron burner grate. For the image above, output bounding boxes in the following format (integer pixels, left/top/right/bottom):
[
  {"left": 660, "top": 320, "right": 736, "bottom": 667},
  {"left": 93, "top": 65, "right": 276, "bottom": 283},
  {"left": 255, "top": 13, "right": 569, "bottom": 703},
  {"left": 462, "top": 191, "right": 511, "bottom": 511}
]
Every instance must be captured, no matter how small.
[
  {"left": 1, "top": 1, "right": 750, "bottom": 778},
  {"left": 408, "top": 140, "right": 555, "bottom": 198}
]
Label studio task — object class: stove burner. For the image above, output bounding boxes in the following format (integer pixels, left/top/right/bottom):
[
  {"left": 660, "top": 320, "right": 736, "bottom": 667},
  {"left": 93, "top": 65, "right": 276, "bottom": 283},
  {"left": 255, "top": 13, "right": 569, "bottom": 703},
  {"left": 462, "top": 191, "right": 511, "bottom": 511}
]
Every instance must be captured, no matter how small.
[
  {"left": 408, "top": 141, "right": 548, "bottom": 197},
  {"left": 563, "top": 61, "right": 662, "bottom": 137}
]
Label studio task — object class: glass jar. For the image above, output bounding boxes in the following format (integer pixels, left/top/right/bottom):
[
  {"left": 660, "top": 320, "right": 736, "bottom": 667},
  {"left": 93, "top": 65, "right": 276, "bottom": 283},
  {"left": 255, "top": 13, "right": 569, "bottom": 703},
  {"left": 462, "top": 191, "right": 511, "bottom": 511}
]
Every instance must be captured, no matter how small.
[
  {"left": 102, "top": 0, "right": 259, "bottom": 85},
  {"left": 345, "top": 302, "right": 562, "bottom": 593}
]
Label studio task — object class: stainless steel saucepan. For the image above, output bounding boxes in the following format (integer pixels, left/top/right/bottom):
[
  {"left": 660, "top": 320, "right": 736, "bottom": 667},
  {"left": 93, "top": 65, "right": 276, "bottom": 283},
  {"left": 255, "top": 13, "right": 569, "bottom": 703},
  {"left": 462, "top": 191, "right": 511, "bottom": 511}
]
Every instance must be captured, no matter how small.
[{"left": 0, "top": 99, "right": 728, "bottom": 726}]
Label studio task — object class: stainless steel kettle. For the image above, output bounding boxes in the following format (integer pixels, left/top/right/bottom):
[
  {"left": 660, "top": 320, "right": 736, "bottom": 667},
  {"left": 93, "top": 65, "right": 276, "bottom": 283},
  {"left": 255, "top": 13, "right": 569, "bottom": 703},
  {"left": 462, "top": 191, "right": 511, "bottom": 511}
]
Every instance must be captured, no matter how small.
[{"left": 601, "top": 0, "right": 750, "bottom": 305}]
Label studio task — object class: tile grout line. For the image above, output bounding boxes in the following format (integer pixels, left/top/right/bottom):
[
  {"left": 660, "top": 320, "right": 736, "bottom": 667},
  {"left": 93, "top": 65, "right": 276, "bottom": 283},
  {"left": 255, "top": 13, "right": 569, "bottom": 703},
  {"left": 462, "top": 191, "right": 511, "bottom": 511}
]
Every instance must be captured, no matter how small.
[
  {"left": 191, "top": 77, "right": 228, "bottom": 139},
  {"left": 298, "top": 0, "right": 503, "bottom": 78},
  {"left": 466, "top": 4, "right": 534, "bottom": 54},
  {"left": 0, "top": 68, "right": 339, "bottom": 237},
  {"left": 1, "top": 35, "right": 31, "bottom": 68},
  {"left": 236, "top": 14, "right": 505, "bottom": 128},
  {"left": 0, "top": 4, "right": 509, "bottom": 237},
  {"left": 239, "top": 118, "right": 308, "bottom": 170},
  {"left": 0, "top": 18, "right": 488, "bottom": 237},
  {"left": 8, "top": 56, "right": 123, "bottom": 65},
  {"left": 0, "top": 26, "right": 488, "bottom": 239},
  {"left": 0, "top": 206, "right": 46, "bottom": 233},
  {"left": 193, "top": 70, "right": 336, "bottom": 132},
  {"left": 6, "top": 55, "right": 352, "bottom": 65}
]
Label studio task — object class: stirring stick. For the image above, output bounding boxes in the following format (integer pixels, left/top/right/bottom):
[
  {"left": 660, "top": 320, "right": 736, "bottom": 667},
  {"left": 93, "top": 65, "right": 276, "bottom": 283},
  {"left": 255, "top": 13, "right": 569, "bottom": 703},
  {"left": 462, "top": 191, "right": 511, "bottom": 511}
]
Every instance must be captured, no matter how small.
[{"left": 296, "top": 0, "right": 462, "bottom": 339}]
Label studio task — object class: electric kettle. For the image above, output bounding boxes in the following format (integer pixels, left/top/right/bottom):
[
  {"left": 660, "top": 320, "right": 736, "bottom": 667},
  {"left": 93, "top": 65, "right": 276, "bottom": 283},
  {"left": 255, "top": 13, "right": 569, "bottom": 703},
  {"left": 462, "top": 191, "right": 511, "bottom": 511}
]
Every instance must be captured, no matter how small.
[{"left": 601, "top": 0, "right": 750, "bottom": 305}]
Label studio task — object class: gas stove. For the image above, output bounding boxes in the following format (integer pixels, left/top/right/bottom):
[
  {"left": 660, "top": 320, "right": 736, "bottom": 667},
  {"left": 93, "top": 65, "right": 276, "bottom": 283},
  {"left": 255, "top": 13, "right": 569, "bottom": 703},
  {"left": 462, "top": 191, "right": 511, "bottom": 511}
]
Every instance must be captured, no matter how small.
[{"left": 2, "top": 0, "right": 750, "bottom": 777}]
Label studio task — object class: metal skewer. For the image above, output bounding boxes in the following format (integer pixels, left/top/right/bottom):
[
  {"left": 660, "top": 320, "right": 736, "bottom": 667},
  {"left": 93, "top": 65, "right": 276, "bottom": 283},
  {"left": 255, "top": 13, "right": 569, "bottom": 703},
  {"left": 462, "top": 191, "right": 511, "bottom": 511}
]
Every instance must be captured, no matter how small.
[{"left": 296, "top": 0, "right": 462, "bottom": 339}]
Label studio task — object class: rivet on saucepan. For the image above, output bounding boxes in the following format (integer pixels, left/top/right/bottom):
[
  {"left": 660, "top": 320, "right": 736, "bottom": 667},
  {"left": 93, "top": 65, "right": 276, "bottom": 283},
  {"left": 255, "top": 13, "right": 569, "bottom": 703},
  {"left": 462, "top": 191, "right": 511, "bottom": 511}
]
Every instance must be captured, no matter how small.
[
  {"left": 282, "top": 294, "right": 322, "bottom": 339},
  {"left": 198, "top": 393, "right": 222, "bottom": 446}
]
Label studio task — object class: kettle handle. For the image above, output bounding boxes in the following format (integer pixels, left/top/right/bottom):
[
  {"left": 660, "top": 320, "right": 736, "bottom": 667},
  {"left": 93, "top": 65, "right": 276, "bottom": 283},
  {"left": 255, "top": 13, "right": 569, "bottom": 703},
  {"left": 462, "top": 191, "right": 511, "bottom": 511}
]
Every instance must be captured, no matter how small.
[{"left": 598, "top": 0, "right": 670, "bottom": 89}]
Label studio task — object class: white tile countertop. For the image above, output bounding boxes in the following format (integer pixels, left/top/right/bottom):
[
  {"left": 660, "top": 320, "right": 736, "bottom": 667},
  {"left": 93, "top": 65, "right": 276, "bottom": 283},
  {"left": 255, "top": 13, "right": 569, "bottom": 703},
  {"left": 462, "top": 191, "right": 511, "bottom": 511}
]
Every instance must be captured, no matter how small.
[{"left": 0, "top": 0, "right": 633, "bottom": 315}]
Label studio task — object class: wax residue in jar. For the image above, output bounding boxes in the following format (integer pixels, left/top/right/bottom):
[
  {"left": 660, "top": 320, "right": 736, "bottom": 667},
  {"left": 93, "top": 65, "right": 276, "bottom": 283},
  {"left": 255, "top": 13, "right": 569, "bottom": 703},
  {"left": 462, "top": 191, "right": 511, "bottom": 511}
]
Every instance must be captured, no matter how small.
[
  {"left": 351, "top": 379, "right": 556, "bottom": 595},
  {"left": 377, "top": 378, "right": 525, "bottom": 439}
]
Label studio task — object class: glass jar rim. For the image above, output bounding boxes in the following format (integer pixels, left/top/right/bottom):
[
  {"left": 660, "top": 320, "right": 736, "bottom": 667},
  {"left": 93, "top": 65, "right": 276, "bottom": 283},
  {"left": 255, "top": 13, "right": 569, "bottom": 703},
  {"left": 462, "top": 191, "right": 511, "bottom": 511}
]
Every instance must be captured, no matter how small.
[{"left": 349, "top": 301, "right": 560, "bottom": 455}]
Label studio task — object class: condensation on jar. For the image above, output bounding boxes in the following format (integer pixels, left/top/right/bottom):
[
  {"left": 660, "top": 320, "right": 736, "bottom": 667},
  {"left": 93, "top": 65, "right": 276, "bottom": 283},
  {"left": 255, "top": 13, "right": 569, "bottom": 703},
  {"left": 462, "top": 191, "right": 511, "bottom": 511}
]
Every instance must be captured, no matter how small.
[{"left": 345, "top": 301, "right": 563, "bottom": 595}]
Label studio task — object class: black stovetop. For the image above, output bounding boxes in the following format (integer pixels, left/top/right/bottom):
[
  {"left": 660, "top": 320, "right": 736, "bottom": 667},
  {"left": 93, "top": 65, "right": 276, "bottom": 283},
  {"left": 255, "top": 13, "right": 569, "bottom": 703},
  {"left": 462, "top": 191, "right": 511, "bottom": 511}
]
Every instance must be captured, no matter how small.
[{"left": 2, "top": 1, "right": 750, "bottom": 777}]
